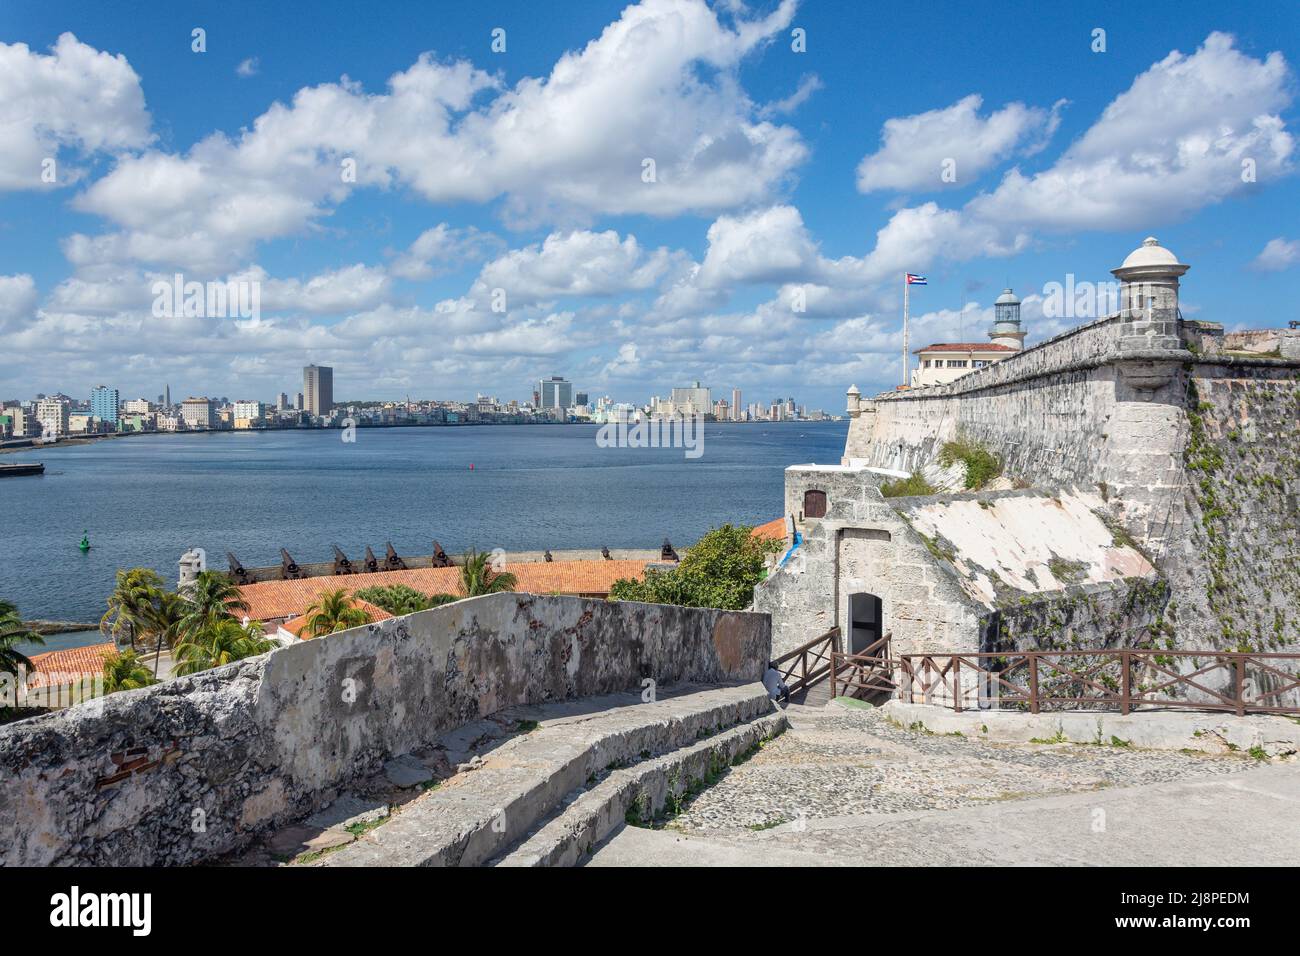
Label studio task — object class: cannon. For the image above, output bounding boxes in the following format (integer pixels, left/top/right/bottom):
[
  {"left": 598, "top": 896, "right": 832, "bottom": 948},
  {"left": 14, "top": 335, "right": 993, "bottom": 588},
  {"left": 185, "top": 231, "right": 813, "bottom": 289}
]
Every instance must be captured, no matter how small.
[
  {"left": 431, "top": 541, "right": 452, "bottom": 568},
  {"left": 384, "top": 542, "right": 407, "bottom": 570},
  {"left": 544, "top": 549, "right": 553, "bottom": 562},
  {"left": 601, "top": 546, "right": 612, "bottom": 561},
  {"left": 332, "top": 545, "right": 354, "bottom": 575},
  {"left": 280, "top": 549, "right": 305, "bottom": 580},
  {"left": 226, "top": 552, "right": 253, "bottom": 585},
  {"left": 363, "top": 546, "right": 380, "bottom": 573},
  {"left": 661, "top": 538, "right": 679, "bottom": 562}
]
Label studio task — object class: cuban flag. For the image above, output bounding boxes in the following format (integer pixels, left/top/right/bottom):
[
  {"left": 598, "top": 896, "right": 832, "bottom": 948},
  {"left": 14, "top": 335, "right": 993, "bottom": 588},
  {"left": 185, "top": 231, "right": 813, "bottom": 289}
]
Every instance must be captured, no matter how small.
[{"left": 906, "top": 273, "right": 928, "bottom": 285}]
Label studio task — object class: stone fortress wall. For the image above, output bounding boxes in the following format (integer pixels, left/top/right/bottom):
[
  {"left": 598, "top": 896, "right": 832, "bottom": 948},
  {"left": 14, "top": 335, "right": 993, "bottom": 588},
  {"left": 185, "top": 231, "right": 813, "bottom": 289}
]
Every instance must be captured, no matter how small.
[
  {"left": 0, "top": 593, "right": 768, "bottom": 866},
  {"left": 839, "top": 239, "right": 1300, "bottom": 654}
]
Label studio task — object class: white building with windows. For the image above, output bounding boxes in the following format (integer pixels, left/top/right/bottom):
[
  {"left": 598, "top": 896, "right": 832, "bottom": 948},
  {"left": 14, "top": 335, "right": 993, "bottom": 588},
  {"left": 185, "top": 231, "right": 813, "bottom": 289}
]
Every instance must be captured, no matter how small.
[{"left": 910, "top": 288, "right": 1024, "bottom": 388}]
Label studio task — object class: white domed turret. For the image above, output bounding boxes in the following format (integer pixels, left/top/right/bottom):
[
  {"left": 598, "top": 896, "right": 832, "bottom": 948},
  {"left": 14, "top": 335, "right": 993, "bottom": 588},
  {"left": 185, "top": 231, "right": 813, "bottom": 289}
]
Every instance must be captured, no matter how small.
[
  {"left": 845, "top": 384, "right": 861, "bottom": 417},
  {"left": 1111, "top": 237, "right": 1189, "bottom": 316},
  {"left": 990, "top": 288, "right": 1025, "bottom": 351}
]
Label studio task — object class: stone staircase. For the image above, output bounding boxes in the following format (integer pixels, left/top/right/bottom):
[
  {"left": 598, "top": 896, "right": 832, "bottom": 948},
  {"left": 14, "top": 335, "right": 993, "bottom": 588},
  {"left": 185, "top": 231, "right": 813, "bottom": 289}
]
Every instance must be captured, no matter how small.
[{"left": 316, "top": 683, "right": 785, "bottom": 867}]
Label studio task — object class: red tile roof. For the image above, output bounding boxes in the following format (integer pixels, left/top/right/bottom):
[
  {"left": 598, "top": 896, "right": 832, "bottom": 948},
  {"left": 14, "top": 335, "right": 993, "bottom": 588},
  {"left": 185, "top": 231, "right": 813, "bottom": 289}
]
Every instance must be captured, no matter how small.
[
  {"left": 913, "top": 343, "right": 1017, "bottom": 353},
  {"left": 281, "top": 599, "right": 393, "bottom": 638},
  {"left": 238, "top": 559, "right": 648, "bottom": 622},
  {"left": 25, "top": 641, "right": 116, "bottom": 689},
  {"left": 750, "top": 518, "right": 788, "bottom": 542}
]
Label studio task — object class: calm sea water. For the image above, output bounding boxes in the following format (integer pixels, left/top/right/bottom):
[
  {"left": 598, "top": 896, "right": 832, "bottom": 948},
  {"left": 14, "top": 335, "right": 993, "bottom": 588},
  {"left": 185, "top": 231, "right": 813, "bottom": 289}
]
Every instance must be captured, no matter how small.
[{"left": 2, "top": 421, "right": 847, "bottom": 625}]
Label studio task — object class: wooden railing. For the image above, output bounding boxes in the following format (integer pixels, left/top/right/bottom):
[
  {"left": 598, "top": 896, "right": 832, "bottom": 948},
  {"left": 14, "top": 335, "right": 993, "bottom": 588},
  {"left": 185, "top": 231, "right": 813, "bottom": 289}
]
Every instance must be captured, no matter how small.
[
  {"left": 829, "top": 634, "right": 895, "bottom": 701},
  {"left": 772, "top": 627, "right": 841, "bottom": 699},
  {"left": 897, "top": 649, "right": 1300, "bottom": 716}
]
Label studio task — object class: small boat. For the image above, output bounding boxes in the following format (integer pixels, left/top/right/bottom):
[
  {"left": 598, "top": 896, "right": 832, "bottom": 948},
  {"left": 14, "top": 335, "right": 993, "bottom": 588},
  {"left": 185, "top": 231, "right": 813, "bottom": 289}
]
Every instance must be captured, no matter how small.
[
  {"left": 79, "top": 532, "right": 91, "bottom": 553},
  {"left": 0, "top": 462, "right": 44, "bottom": 477}
]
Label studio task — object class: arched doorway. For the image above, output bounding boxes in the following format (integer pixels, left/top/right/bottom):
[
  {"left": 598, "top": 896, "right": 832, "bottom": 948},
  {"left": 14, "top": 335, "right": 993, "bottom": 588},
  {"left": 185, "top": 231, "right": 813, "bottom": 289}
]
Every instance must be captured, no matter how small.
[{"left": 848, "top": 592, "right": 883, "bottom": 653}]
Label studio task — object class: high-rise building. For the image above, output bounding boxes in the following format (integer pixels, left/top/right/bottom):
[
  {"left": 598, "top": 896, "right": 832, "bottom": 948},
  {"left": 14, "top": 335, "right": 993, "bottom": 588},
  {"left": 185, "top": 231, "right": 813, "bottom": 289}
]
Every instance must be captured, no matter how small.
[
  {"left": 303, "top": 364, "right": 334, "bottom": 417},
  {"left": 181, "top": 397, "right": 213, "bottom": 430},
  {"left": 276, "top": 392, "right": 289, "bottom": 411},
  {"left": 35, "top": 397, "right": 70, "bottom": 438},
  {"left": 122, "top": 398, "right": 152, "bottom": 416},
  {"left": 575, "top": 392, "right": 589, "bottom": 407},
  {"left": 164, "top": 384, "right": 171, "bottom": 408},
  {"left": 90, "top": 385, "right": 119, "bottom": 425},
  {"left": 670, "top": 381, "right": 710, "bottom": 417},
  {"left": 539, "top": 376, "right": 573, "bottom": 410},
  {"left": 731, "top": 388, "right": 742, "bottom": 421}
]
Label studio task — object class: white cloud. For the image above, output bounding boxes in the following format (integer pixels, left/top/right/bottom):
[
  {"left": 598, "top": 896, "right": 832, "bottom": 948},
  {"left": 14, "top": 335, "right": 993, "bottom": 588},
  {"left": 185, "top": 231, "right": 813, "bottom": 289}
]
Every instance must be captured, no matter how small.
[
  {"left": 0, "top": 33, "right": 152, "bottom": 191},
  {"left": 388, "top": 224, "right": 504, "bottom": 280},
  {"left": 967, "top": 32, "right": 1293, "bottom": 232},
  {"left": 0, "top": 274, "right": 39, "bottom": 330},
  {"left": 857, "top": 94, "right": 1063, "bottom": 193},
  {"left": 475, "top": 230, "right": 677, "bottom": 304},
  {"left": 698, "top": 205, "right": 819, "bottom": 286},
  {"left": 69, "top": 0, "right": 807, "bottom": 273},
  {"left": 251, "top": 263, "right": 392, "bottom": 313},
  {"left": 236, "top": 57, "right": 259, "bottom": 78},
  {"left": 1250, "top": 237, "right": 1300, "bottom": 272}
]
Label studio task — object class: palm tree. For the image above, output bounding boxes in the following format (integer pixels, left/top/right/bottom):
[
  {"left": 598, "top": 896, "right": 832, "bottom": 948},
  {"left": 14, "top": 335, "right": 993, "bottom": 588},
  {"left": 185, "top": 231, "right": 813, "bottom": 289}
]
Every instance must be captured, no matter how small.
[
  {"left": 353, "top": 583, "right": 432, "bottom": 616},
  {"left": 172, "top": 619, "right": 275, "bottom": 676},
  {"left": 100, "top": 568, "right": 166, "bottom": 650},
  {"left": 460, "top": 549, "right": 518, "bottom": 597},
  {"left": 178, "top": 570, "right": 249, "bottom": 639},
  {"left": 427, "top": 593, "right": 459, "bottom": 608},
  {"left": 102, "top": 650, "right": 159, "bottom": 693},
  {"left": 302, "top": 588, "right": 370, "bottom": 638},
  {"left": 142, "top": 590, "right": 187, "bottom": 677},
  {"left": 0, "top": 599, "right": 42, "bottom": 687}
]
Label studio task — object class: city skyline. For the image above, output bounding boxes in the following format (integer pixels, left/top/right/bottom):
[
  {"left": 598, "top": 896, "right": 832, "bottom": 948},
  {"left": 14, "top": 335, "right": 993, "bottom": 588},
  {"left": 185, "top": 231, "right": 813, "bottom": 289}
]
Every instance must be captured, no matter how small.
[{"left": 1, "top": 2, "right": 1297, "bottom": 409}]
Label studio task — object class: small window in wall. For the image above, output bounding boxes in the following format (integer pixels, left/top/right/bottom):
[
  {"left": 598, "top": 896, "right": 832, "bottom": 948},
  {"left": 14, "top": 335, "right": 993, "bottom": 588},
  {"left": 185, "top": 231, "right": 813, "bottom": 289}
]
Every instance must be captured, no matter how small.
[{"left": 803, "top": 489, "right": 828, "bottom": 518}]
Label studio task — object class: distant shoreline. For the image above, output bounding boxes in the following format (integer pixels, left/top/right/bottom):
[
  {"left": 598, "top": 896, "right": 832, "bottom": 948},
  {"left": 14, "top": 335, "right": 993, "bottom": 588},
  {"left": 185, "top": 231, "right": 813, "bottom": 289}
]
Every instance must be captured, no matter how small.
[{"left": 1, "top": 417, "right": 837, "bottom": 455}]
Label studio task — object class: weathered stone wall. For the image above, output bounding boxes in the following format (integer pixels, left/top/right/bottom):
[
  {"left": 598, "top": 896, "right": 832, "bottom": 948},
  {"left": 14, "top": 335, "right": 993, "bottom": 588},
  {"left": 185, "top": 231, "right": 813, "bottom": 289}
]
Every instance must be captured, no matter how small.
[
  {"left": 0, "top": 593, "right": 768, "bottom": 866},
  {"left": 755, "top": 465, "right": 981, "bottom": 656},
  {"left": 843, "top": 311, "right": 1300, "bottom": 662},
  {"left": 1163, "top": 363, "right": 1300, "bottom": 652}
]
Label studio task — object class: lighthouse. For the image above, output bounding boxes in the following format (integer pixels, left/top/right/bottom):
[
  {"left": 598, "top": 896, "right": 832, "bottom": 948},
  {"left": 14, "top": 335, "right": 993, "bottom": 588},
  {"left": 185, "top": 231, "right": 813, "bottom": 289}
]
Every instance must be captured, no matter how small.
[{"left": 989, "top": 288, "right": 1026, "bottom": 351}]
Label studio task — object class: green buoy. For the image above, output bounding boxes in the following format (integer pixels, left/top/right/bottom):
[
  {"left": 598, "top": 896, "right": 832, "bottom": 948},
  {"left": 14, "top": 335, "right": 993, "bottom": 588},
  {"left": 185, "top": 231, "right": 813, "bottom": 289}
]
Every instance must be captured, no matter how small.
[{"left": 78, "top": 531, "right": 90, "bottom": 553}]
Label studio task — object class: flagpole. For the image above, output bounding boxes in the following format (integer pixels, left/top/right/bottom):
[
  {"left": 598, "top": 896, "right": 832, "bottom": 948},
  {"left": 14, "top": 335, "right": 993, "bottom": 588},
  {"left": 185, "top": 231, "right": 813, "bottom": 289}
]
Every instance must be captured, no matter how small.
[{"left": 902, "top": 273, "right": 910, "bottom": 387}]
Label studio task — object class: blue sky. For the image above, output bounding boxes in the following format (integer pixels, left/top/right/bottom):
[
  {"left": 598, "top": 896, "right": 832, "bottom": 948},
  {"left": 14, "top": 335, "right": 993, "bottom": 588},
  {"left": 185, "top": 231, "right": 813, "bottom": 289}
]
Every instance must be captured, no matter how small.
[{"left": 1, "top": 0, "right": 1297, "bottom": 410}]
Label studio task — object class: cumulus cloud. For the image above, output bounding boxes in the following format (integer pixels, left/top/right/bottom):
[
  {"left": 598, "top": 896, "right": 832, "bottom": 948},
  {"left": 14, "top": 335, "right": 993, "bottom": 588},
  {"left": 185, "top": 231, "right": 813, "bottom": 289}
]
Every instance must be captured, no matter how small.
[
  {"left": 1249, "top": 237, "right": 1300, "bottom": 272},
  {"left": 967, "top": 33, "right": 1293, "bottom": 232},
  {"left": 0, "top": 274, "right": 39, "bottom": 330},
  {"left": 856, "top": 94, "right": 1063, "bottom": 193},
  {"left": 475, "top": 230, "right": 678, "bottom": 304},
  {"left": 0, "top": 33, "right": 152, "bottom": 191},
  {"left": 68, "top": 0, "right": 807, "bottom": 273},
  {"left": 388, "top": 224, "right": 504, "bottom": 280}
]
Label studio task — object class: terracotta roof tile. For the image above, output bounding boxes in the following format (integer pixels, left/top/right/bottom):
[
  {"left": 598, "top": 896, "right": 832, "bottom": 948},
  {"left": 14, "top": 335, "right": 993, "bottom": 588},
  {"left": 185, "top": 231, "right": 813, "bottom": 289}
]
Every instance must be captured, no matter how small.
[
  {"left": 239, "top": 559, "right": 648, "bottom": 622},
  {"left": 913, "top": 343, "right": 1017, "bottom": 353},
  {"left": 750, "top": 518, "right": 788, "bottom": 541},
  {"left": 25, "top": 641, "right": 116, "bottom": 688}
]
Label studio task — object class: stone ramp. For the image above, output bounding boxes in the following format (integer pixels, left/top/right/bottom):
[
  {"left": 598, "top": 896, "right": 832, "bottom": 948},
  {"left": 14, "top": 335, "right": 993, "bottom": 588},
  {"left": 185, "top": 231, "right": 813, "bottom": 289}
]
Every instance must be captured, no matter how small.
[
  {"left": 318, "top": 682, "right": 782, "bottom": 867},
  {"left": 586, "top": 762, "right": 1300, "bottom": 867}
]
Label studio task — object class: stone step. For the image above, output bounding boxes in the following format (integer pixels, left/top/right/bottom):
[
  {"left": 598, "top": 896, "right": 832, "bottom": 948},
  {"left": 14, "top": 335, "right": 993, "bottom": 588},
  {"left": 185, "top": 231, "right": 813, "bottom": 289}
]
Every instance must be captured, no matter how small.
[
  {"left": 493, "top": 710, "right": 787, "bottom": 867},
  {"left": 317, "top": 682, "right": 777, "bottom": 867}
]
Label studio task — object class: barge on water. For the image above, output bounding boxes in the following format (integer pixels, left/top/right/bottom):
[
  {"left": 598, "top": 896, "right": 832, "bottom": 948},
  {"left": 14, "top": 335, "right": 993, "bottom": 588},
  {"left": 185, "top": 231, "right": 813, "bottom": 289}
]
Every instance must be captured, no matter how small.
[{"left": 0, "top": 462, "right": 44, "bottom": 477}]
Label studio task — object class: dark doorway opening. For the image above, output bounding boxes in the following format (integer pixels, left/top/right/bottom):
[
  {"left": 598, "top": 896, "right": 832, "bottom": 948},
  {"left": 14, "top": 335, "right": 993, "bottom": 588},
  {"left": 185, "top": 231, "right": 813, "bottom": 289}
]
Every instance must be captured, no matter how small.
[{"left": 848, "top": 592, "right": 883, "bottom": 653}]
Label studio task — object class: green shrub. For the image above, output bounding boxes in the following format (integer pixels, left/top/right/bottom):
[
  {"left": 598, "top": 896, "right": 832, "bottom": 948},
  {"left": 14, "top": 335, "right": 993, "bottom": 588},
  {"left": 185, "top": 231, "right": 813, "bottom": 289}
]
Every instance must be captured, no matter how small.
[
  {"left": 878, "top": 473, "right": 937, "bottom": 497},
  {"left": 609, "top": 524, "right": 783, "bottom": 610},
  {"left": 939, "top": 438, "right": 1002, "bottom": 489}
]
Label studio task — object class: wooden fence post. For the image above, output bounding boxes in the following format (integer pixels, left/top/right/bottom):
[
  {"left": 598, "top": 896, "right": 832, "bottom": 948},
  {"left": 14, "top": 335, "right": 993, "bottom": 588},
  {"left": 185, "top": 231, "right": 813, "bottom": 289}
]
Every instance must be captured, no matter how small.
[{"left": 1028, "top": 652, "right": 1040, "bottom": 715}]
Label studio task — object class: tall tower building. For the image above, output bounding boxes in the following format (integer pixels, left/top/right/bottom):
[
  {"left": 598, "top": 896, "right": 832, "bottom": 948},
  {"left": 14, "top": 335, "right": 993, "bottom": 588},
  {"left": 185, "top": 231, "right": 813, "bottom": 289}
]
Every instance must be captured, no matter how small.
[
  {"left": 303, "top": 364, "right": 334, "bottom": 417},
  {"left": 731, "top": 388, "right": 741, "bottom": 421},
  {"left": 538, "top": 376, "right": 573, "bottom": 410},
  {"left": 164, "top": 383, "right": 171, "bottom": 408},
  {"left": 90, "top": 385, "right": 119, "bottom": 425},
  {"left": 990, "top": 289, "right": 1026, "bottom": 351}
]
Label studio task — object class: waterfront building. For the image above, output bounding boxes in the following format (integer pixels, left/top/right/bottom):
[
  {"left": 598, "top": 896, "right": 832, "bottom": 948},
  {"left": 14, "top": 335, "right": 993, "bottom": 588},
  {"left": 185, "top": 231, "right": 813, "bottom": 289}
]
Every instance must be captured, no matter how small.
[
  {"left": 34, "top": 397, "right": 69, "bottom": 438},
  {"left": 276, "top": 392, "right": 290, "bottom": 411},
  {"left": 303, "top": 365, "right": 334, "bottom": 417},
  {"left": 181, "top": 397, "right": 214, "bottom": 430},
  {"left": 90, "top": 385, "right": 119, "bottom": 425},
  {"left": 122, "top": 398, "right": 152, "bottom": 416},
  {"left": 539, "top": 376, "right": 573, "bottom": 410},
  {"left": 1, "top": 403, "right": 35, "bottom": 437},
  {"left": 670, "top": 381, "right": 710, "bottom": 416},
  {"left": 731, "top": 388, "right": 742, "bottom": 421}
]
